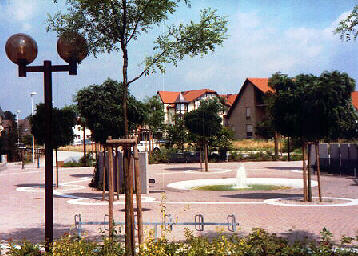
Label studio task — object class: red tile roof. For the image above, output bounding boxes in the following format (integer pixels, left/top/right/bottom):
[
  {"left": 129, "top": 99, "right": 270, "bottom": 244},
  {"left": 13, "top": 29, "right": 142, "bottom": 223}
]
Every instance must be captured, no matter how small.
[
  {"left": 158, "top": 89, "right": 217, "bottom": 104},
  {"left": 352, "top": 91, "right": 358, "bottom": 110},
  {"left": 247, "top": 78, "right": 273, "bottom": 93},
  {"left": 157, "top": 91, "right": 180, "bottom": 104},
  {"left": 219, "top": 94, "right": 238, "bottom": 106},
  {"left": 182, "top": 89, "right": 217, "bottom": 102}
]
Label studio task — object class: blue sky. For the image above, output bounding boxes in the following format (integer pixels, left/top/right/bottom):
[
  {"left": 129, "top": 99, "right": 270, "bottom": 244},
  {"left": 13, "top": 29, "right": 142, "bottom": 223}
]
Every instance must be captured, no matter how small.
[{"left": 1, "top": 0, "right": 358, "bottom": 118}]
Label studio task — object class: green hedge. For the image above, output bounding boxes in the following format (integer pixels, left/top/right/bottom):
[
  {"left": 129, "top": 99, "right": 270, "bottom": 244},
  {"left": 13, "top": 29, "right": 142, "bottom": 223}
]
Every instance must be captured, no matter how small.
[{"left": 6, "top": 228, "right": 358, "bottom": 255}]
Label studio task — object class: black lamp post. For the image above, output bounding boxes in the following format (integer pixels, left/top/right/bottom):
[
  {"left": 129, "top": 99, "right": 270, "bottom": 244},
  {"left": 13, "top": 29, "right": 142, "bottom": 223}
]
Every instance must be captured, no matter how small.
[{"left": 5, "top": 32, "right": 88, "bottom": 251}]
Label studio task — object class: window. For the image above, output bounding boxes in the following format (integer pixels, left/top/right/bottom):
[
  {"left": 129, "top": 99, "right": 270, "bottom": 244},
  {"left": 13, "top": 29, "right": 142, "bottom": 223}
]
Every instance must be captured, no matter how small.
[
  {"left": 246, "top": 107, "right": 251, "bottom": 119},
  {"left": 246, "top": 124, "right": 253, "bottom": 138},
  {"left": 176, "top": 103, "right": 188, "bottom": 114}
]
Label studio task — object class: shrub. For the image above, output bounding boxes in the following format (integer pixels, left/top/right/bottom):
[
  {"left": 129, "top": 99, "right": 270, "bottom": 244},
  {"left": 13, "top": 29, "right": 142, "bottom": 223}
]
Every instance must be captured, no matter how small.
[
  {"left": 63, "top": 153, "right": 94, "bottom": 167},
  {"left": 6, "top": 228, "right": 358, "bottom": 256},
  {"left": 8, "top": 240, "right": 41, "bottom": 256}
]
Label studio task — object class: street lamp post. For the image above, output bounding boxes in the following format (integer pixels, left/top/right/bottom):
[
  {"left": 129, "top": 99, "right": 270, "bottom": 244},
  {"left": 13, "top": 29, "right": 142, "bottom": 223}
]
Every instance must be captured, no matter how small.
[
  {"left": 5, "top": 33, "right": 88, "bottom": 251},
  {"left": 30, "top": 92, "right": 37, "bottom": 163}
]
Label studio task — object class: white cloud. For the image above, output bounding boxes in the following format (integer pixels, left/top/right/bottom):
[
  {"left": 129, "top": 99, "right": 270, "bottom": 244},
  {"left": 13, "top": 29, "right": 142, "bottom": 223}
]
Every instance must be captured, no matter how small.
[
  {"left": 169, "top": 8, "right": 356, "bottom": 94},
  {"left": 21, "top": 23, "right": 32, "bottom": 32},
  {"left": 4, "top": 0, "right": 38, "bottom": 21}
]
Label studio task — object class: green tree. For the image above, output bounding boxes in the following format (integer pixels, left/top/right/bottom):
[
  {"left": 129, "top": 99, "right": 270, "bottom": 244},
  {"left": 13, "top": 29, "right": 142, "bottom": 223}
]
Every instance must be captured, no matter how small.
[
  {"left": 31, "top": 104, "right": 77, "bottom": 186},
  {"left": 335, "top": 6, "right": 358, "bottom": 41},
  {"left": 31, "top": 104, "right": 76, "bottom": 148},
  {"left": 269, "top": 71, "right": 358, "bottom": 202},
  {"left": 75, "top": 79, "right": 146, "bottom": 144},
  {"left": 166, "top": 115, "right": 187, "bottom": 150},
  {"left": 143, "top": 95, "right": 165, "bottom": 133},
  {"left": 48, "top": 0, "right": 228, "bottom": 138},
  {"left": 48, "top": 2, "right": 227, "bottom": 250},
  {"left": 0, "top": 111, "right": 19, "bottom": 162},
  {"left": 184, "top": 99, "right": 222, "bottom": 172},
  {"left": 143, "top": 95, "right": 165, "bottom": 152},
  {"left": 210, "top": 126, "right": 234, "bottom": 160}
]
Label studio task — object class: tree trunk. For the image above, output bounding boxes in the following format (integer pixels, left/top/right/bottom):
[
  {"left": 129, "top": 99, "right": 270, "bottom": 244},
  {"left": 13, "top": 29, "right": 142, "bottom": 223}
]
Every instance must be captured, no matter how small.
[
  {"left": 287, "top": 137, "right": 290, "bottom": 161},
  {"left": 199, "top": 148, "right": 203, "bottom": 171},
  {"left": 307, "top": 143, "right": 312, "bottom": 202},
  {"left": 55, "top": 148, "right": 58, "bottom": 188},
  {"left": 121, "top": 1, "right": 134, "bottom": 253},
  {"left": 83, "top": 124, "right": 86, "bottom": 160},
  {"left": 274, "top": 132, "right": 279, "bottom": 160},
  {"left": 302, "top": 142, "right": 308, "bottom": 202},
  {"left": 149, "top": 132, "right": 152, "bottom": 156},
  {"left": 204, "top": 142, "right": 209, "bottom": 172},
  {"left": 315, "top": 142, "right": 322, "bottom": 202}
]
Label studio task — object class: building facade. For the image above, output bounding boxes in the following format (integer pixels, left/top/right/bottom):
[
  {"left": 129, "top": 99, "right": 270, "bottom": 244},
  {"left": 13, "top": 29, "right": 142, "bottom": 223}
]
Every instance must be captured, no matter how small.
[
  {"left": 352, "top": 91, "right": 358, "bottom": 112},
  {"left": 157, "top": 89, "right": 237, "bottom": 125},
  {"left": 226, "top": 78, "right": 272, "bottom": 139}
]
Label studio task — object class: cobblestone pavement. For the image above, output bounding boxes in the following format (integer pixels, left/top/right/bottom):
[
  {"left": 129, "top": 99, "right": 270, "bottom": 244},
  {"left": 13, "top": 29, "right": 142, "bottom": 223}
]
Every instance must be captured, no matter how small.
[{"left": 0, "top": 160, "right": 357, "bottom": 244}]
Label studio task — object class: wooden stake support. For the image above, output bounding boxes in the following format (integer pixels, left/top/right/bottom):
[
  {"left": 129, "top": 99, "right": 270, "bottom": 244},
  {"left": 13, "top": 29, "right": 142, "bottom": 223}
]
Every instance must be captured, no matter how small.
[{"left": 105, "top": 137, "right": 143, "bottom": 255}]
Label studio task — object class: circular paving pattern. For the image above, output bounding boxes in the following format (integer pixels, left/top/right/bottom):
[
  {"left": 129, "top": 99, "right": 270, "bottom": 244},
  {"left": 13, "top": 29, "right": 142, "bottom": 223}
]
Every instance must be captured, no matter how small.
[{"left": 264, "top": 197, "right": 358, "bottom": 207}]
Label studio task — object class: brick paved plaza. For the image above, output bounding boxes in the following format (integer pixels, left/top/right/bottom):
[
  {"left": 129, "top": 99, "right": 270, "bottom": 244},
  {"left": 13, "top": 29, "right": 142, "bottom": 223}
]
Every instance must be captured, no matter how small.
[{"left": 0, "top": 160, "right": 357, "bottom": 244}]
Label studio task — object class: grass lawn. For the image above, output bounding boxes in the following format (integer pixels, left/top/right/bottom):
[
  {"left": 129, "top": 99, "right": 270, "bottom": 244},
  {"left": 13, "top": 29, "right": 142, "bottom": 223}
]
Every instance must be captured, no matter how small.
[{"left": 232, "top": 139, "right": 275, "bottom": 151}]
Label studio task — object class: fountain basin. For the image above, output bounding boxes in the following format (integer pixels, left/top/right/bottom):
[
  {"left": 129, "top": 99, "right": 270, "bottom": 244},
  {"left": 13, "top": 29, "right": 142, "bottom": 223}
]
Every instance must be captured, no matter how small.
[{"left": 167, "top": 178, "right": 318, "bottom": 191}]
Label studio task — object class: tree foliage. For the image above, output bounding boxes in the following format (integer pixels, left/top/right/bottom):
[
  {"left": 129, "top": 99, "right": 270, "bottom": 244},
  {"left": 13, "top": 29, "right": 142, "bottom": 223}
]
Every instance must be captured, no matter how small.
[
  {"left": 143, "top": 95, "right": 165, "bottom": 134},
  {"left": 269, "top": 71, "right": 357, "bottom": 141},
  {"left": 75, "top": 79, "right": 146, "bottom": 144},
  {"left": 0, "top": 111, "right": 19, "bottom": 162},
  {"left": 166, "top": 115, "right": 187, "bottom": 150},
  {"left": 184, "top": 99, "right": 222, "bottom": 139},
  {"left": 335, "top": 6, "right": 358, "bottom": 41},
  {"left": 30, "top": 104, "right": 77, "bottom": 148},
  {"left": 48, "top": 1, "right": 228, "bottom": 83}
]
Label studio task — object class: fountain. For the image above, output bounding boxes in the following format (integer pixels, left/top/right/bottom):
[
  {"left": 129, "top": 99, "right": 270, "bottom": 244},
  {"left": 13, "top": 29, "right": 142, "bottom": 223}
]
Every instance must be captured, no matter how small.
[
  {"left": 167, "top": 163, "right": 318, "bottom": 191},
  {"left": 234, "top": 165, "right": 248, "bottom": 188}
]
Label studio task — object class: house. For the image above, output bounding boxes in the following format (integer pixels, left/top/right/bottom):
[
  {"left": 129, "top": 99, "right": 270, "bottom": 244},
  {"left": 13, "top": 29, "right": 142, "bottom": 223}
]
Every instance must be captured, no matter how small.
[
  {"left": 226, "top": 78, "right": 273, "bottom": 139},
  {"left": 17, "top": 119, "right": 32, "bottom": 137},
  {"left": 352, "top": 91, "right": 358, "bottom": 111},
  {"left": 157, "top": 89, "right": 237, "bottom": 125},
  {"left": 72, "top": 124, "right": 92, "bottom": 145},
  {"left": 226, "top": 78, "right": 358, "bottom": 139}
]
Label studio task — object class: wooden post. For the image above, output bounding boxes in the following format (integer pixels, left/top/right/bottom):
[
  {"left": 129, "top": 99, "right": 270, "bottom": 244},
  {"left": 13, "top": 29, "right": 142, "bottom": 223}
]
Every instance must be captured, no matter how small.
[
  {"left": 102, "top": 146, "right": 106, "bottom": 201},
  {"left": 115, "top": 148, "right": 120, "bottom": 200},
  {"left": 105, "top": 138, "right": 137, "bottom": 256},
  {"left": 108, "top": 142, "right": 114, "bottom": 239},
  {"left": 55, "top": 149, "right": 58, "bottom": 188},
  {"left": 128, "top": 153, "right": 135, "bottom": 254},
  {"left": 134, "top": 145, "right": 143, "bottom": 246}
]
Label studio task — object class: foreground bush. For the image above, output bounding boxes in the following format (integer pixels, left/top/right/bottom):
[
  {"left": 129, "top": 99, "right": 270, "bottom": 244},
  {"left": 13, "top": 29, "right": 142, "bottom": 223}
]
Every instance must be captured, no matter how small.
[{"left": 6, "top": 228, "right": 358, "bottom": 255}]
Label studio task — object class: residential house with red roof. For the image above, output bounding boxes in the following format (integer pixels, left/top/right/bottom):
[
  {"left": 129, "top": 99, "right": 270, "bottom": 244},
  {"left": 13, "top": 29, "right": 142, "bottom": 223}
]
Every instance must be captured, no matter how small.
[
  {"left": 227, "top": 78, "right": 358, "bottom": 139},
  {"left": 226, "top": 78, "right": 273, "bottom": 139},
  {"left": 157, "top": 89, "right": 237, "bottom": 125},
  {"left": 352, "top": 91, "right": 358, "bottom": 111}
]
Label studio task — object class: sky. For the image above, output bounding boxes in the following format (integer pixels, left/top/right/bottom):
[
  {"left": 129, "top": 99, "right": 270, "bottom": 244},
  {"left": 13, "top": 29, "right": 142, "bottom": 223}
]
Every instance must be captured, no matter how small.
[{"left": 0, "top": 0, "right": 358, "bottom": 118}]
